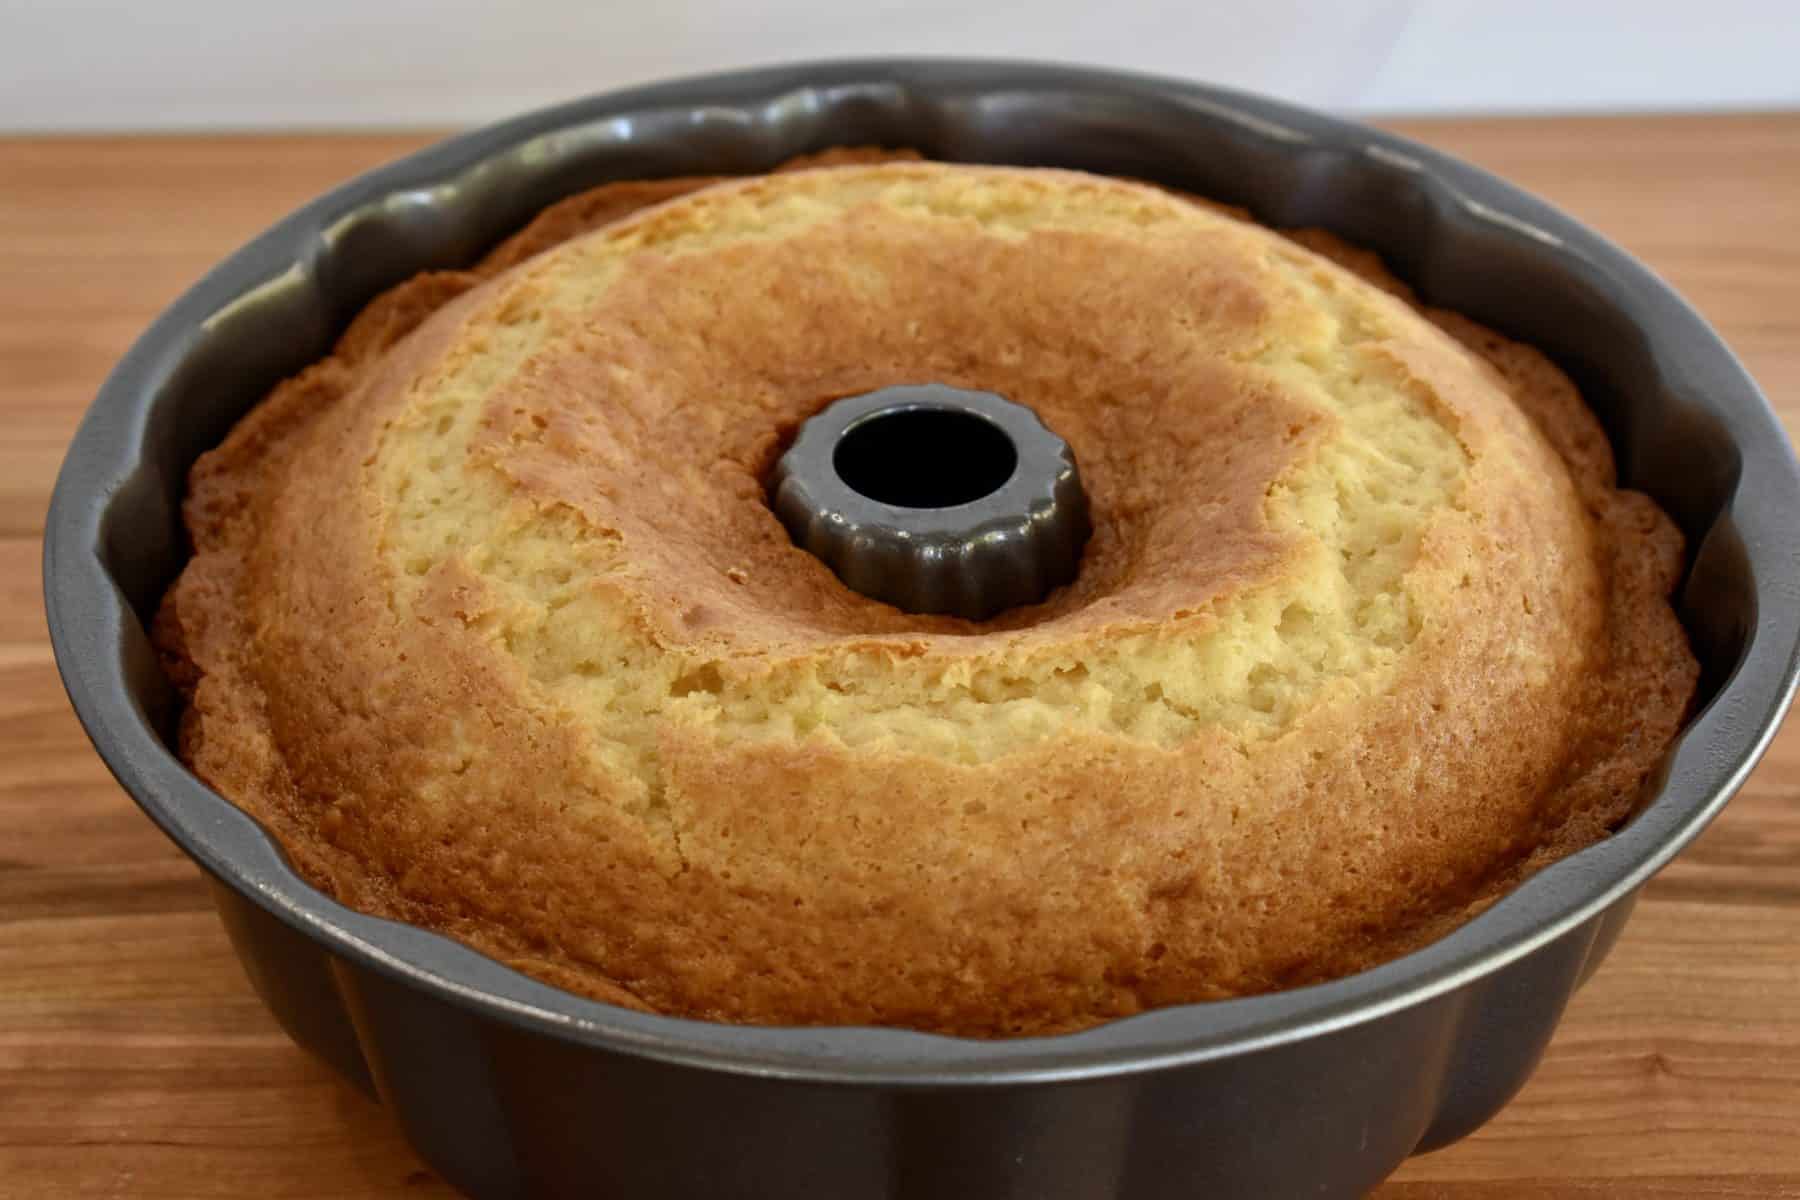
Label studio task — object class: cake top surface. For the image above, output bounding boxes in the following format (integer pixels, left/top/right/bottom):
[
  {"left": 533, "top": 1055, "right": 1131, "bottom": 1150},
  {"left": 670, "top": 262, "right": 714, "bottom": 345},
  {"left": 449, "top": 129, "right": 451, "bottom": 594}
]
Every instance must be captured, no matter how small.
[{"left": 366, "top": 163, "right": 1504, "bottom": 763}]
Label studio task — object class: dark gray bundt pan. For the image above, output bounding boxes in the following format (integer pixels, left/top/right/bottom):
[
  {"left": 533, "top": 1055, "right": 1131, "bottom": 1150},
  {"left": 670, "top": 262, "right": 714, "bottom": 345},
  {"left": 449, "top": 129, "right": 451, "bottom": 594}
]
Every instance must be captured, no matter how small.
[{"left": 44, "top": 60, "right": 1800, "bottom": 1199}]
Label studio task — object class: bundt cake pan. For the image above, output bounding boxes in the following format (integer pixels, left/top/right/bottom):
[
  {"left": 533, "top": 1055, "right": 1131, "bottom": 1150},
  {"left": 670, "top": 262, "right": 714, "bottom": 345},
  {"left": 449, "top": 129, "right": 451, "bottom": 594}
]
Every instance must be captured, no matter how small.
[{"left": 43, "top": 60, "right": 1800, "bottom": 1199}]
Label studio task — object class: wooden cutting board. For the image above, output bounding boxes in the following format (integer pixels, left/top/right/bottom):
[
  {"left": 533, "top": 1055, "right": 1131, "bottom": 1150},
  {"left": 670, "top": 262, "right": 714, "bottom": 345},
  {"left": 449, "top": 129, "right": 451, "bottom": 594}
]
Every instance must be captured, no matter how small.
[{"left": 2, "top": 114, "right": 1797, "bottom": 1199}]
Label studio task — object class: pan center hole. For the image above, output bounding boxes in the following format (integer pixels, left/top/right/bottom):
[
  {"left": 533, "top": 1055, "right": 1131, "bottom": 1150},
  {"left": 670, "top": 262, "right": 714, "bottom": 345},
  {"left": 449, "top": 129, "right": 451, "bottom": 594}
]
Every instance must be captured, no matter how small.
[{"left": 832, "top": 406, "right": 1018, "bottom": 509}]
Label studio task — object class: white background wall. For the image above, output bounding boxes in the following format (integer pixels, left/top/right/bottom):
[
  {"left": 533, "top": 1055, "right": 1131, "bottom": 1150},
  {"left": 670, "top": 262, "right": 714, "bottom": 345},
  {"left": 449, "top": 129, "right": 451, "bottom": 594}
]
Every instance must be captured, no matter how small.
[{"left": 2, "top": 0, "right": 1795, "bottom": 131}]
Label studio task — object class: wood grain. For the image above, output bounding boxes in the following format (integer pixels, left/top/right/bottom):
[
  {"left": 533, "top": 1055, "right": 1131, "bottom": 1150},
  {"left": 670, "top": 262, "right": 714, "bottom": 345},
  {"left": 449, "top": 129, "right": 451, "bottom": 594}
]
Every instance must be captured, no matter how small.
[{"left": 2, "top": 114, "right": 1797, "bottom": 1199}]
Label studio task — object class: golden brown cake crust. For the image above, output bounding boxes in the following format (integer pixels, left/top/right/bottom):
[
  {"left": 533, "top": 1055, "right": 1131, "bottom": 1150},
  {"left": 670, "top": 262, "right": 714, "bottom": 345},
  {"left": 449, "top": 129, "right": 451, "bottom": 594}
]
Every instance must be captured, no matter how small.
[{"left": 155, "top": 151, "right": 1696, "bottom": 1036}]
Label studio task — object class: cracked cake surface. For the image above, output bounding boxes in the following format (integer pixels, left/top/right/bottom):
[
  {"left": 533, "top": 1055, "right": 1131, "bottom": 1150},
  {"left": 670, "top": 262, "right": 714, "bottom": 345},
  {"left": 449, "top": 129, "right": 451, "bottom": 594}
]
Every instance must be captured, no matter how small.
[{"left": 156, "top": 151, "right": 1696, "bottom": 1036}]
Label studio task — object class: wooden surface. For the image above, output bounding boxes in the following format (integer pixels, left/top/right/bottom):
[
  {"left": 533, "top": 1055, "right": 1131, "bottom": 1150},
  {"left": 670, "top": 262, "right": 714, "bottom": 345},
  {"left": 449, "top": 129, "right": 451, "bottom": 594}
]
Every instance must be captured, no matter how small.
[{"left": 2, "top": 114, "right": 1797, "bottom": 1199}]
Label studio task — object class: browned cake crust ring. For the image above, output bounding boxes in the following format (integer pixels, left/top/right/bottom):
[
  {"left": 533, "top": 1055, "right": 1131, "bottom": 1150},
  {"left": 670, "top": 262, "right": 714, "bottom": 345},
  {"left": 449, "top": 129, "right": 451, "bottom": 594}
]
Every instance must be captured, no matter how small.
[{"left": 155, "top": 150, "right": 1696, "bottom": 1037}]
